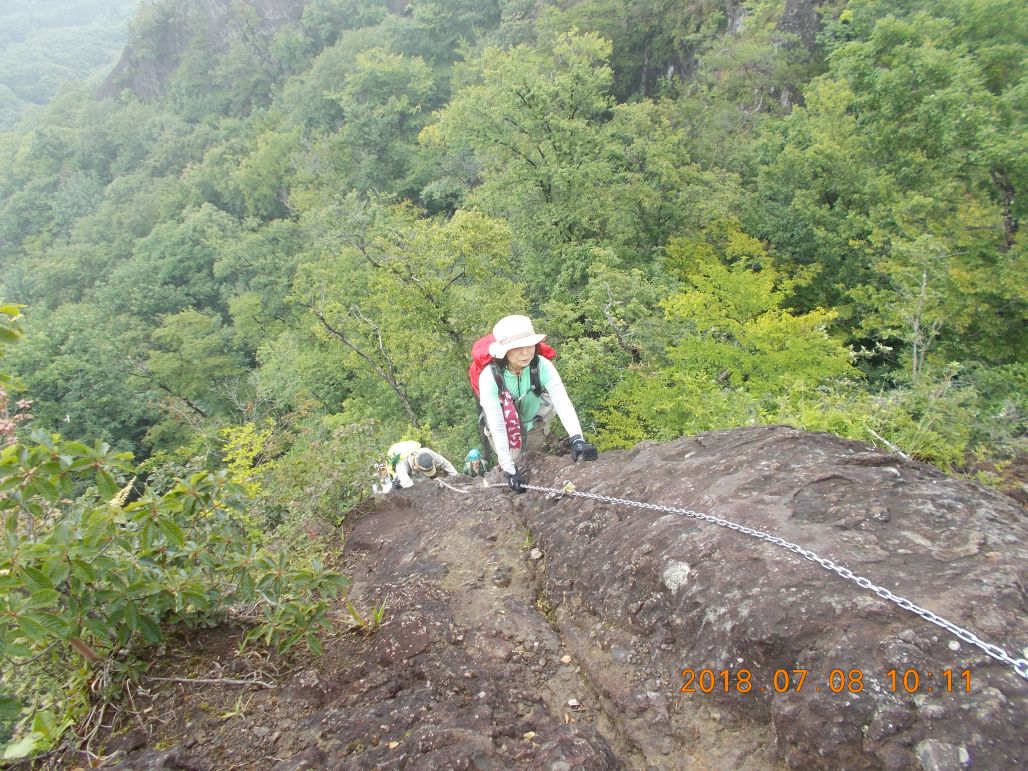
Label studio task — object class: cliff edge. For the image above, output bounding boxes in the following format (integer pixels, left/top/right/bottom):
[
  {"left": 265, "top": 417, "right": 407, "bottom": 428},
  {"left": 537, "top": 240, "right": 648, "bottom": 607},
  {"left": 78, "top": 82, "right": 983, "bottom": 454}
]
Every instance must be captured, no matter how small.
[{"left": 103, "top": 426, "right": 1026, "bottom": 770}]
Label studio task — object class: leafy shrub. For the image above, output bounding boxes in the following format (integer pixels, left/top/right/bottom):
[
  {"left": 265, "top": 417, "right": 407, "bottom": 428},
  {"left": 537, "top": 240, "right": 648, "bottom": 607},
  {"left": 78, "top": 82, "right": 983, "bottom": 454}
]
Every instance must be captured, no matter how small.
[
  {"left": 0, "top": 430, "right": 348, "bottom": 759},
  {"left": 218, "top": 414, "right": 386, "bottom": 550}
]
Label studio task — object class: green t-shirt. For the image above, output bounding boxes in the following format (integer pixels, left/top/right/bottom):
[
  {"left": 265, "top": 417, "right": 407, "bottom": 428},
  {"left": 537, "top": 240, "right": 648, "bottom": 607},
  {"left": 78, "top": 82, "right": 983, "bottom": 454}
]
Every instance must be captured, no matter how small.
[{"left": 480, "top": 358, "right": 559, "bottom": 431}]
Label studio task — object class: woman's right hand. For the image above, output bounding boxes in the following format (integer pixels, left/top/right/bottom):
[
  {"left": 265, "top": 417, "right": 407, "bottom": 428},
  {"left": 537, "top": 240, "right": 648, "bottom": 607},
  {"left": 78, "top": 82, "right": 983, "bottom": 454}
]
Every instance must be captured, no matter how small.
[{"left": 505, "top": 469, "right": 527, "bottom": 493}]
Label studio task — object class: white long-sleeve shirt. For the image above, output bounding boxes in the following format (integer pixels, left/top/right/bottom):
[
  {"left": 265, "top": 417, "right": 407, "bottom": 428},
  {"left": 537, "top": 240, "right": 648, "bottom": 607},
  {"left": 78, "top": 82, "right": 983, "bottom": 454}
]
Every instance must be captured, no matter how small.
[
  {"left": 478, "top": 357, "right": 583, "bottom": 475},
  {"left": 394, "top": 448, "right": 458, "bottom": 488}
]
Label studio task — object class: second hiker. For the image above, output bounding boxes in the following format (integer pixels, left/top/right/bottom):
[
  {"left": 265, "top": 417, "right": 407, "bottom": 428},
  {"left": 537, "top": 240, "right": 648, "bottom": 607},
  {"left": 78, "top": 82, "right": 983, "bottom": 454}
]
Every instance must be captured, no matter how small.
[
  {"left": 386, "top": 440, "right": 458, "bottom": 489},
  {"left": 462, "top": 448, "right": 491, "bottom": 477}
]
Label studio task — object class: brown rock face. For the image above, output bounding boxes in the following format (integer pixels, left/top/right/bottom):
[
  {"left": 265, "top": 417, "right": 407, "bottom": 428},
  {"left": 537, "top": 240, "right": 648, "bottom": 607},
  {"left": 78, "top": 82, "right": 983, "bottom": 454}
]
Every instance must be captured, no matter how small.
[
  {"left": 319, "top": 425, "right": 1025, "bottom": 768},
  {"left": 102, "top": 426, "right": 1026, "bottom": 769},
  {"left": 521, "top": 426, "right": 1027, "bottom": 769},
  {"left": 777, "top": 0, "right": 827, "bottom": 53}
]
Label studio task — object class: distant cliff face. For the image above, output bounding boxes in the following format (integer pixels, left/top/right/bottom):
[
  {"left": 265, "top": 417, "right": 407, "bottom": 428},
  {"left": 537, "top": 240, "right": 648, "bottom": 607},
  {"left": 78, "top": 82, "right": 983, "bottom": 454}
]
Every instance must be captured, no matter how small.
[
  {"left": 777, "top": 0, "right": 826, "bottom": 53},
  {"left": 97, "top": 0, "right": 307, "bottom": 100}
]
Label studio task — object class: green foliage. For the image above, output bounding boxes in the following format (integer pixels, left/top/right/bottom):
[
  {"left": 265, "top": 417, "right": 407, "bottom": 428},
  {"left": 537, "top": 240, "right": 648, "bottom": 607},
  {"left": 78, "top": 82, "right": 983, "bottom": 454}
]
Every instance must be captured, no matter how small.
[
  {"left": 344, "top": 598, "right": 388, "bottom": 635},
  {"left": 301, "top": 0, "right": 390, "bottom": 50},
  {"left": 431, "top": 28, "right": 746, "bottom": 303},
  {"left": 662, "top": 223, "right": 856, "bottom": 392},
  {"left": 126, "top": 2, "right": 290, "bottom": 121},
  {"left": 279, "top": 23, "right": 397, "bottom": 131},
  {"left": 429, "top": 29, "right": 617, "bottom": 288},
  {"left": 99, "top": 204, "right": 240, "bottom": 318},
  {"left": 220, "top": 414, "right": 387, "bottom": 550},
  {"left": 752, "top": 0, "right": 1027, "bottom": 368},
  {"left": 221, "top": 420, "right": 276, "bottom": 501},
  {"left": 291, "top": 197, "right": 524, "bottom": 430},
  {"left": 333, "top": 48, "right": 436, "bottom": 195},
  {"left": 538, "top": 258, "right": 670, "bottom": 420},
  {"left": 536, "top": 0, "right": 729, "bottom": 100},
  {"left": 0, "top": 0, "right": 138, "bottom": 130},
  {"left": 595, "top": 369, "right": 757, "bottom": 448},
  {"left": 595, "top": 222, "right": 858, "bottom": 448},
  {"left": 0, "top": 304, "right": 24, "bottom": 354},
  {"left": 0, "top": 428, "right": 348, "bottom": 757},
  {"left": 146, "top": 309, "right": 247, "bottom": 419},
  {"left": 3, "top": 304, "right": 155, "bottom": 453},
  {"left": 1, "top": 0, "right": 1025, "bottom": 515},
  {"left": 0, "top": 306, "right": 27, "bottom": 436},
  {"left": 231, "top": 127, "right": 300, "bottom": 220}
]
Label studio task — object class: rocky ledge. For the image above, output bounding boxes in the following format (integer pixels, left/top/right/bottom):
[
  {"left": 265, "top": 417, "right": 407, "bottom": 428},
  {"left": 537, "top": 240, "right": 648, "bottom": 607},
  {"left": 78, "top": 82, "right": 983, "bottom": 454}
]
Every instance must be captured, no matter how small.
[{"left": 106, "top": 426, "right": 1026, "bottom": 770}]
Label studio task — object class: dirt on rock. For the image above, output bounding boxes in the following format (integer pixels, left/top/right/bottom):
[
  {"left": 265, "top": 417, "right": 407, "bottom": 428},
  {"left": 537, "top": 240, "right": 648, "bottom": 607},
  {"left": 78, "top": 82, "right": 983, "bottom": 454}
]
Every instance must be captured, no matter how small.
[{"left": 83, "top": 426, "right": 1025, "bottom": 770}]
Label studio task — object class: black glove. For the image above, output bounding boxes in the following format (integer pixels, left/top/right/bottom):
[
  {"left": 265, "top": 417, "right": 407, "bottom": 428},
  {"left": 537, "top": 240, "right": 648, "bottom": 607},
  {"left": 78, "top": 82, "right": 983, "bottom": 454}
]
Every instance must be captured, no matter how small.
[
  {"left": 569, "top": 435, "right": 598, "bottom": 462},
  {"left": 505, "top": 469, "right": 527, "bottom": 493}
]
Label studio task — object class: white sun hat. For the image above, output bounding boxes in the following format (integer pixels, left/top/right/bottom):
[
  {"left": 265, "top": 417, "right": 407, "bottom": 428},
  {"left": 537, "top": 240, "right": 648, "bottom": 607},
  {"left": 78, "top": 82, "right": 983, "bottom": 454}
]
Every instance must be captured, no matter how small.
[{"left": 488, "top": 315, "right": 547, "bottom": 359}]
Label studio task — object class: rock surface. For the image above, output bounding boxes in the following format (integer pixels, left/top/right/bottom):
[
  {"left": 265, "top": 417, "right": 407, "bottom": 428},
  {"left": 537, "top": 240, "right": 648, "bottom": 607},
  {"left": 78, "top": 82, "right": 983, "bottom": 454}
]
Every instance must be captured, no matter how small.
[
  {"left": 101, "top": 426, "right": 1026, "bottom": 769},
  {"left": 523, "top": 426, "right": 1027, "bottom": 769}
]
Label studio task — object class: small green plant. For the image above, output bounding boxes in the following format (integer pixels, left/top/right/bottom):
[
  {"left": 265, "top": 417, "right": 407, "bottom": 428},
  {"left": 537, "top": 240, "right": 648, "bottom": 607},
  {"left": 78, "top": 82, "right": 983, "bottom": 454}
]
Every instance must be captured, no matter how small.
[
  {"left": 1, "top": 709, "right": 74, "bottom": 760},
  {"left": 534, "top": 591, "right": 557, "bottom": 626},
  {"left": 344, "top": 598, "right": 388, "bottom": 634},
  {"left": 218, "top": 694, "right": 253, "bottom": 721}
]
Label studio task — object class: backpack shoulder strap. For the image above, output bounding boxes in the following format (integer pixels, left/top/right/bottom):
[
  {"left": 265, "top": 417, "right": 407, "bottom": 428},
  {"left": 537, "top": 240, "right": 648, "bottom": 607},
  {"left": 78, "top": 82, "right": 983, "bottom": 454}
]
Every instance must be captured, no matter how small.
[
  {"left": 491, "top": 361, "right": 506, "bottom": 393},
  {"left": 529, "top": 354, "right": 543, "bottom": 396}
]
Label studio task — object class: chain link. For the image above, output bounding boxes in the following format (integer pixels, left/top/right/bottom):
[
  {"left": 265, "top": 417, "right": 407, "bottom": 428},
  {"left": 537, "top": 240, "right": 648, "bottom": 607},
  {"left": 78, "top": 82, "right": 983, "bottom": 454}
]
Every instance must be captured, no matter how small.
[{"left": 521, "top": 483, "right": 1028, "bottom": 681}]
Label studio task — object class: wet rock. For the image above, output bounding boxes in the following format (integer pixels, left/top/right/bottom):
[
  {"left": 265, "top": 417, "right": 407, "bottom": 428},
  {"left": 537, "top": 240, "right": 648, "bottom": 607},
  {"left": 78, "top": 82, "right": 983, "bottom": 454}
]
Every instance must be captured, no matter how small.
[
  {"left": 866, "top": 702, "right": 915, "bottom": 742},
  {"left": 374, "top": 613, "right": 431, "bottom": 665},
  {"left": 529, "top": 725, "right": 621, "bottom": 768},
  {"left": 278, "top": 669, "right": 328, "bottom": 707},
  {"left": 103, "top": 728, "right": 148, "bottom": 756},
  {"left": 112, "top": 427, "right": 1023, "bottom": 771},
  {"left": 492, "top": 566, "right": 512, "bottom": 587},
  {"left": 105, "top": 747, "right": 197, "bottom": 770},
  {"left": 522, "top": 426, "right": 1027, "bottom": 769},
  {"left": 271, "top": 746, "right": 328, "bottom": 770},
  {"left": 915, "top": 739, "right": 966, "bottom": 770}
]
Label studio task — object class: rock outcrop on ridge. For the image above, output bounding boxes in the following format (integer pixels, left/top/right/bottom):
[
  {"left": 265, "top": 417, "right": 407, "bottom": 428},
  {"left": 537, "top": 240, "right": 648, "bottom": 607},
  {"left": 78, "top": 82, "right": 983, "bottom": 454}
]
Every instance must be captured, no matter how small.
[
  {"left": 105, "top": 426, "right": 1026, "bottom": 770},
  {"left": 98, "top": 0, "right": 307, "bottom": 101},
  {"left": 523, "top": 426, "right": 1026, "bottom": 769}
]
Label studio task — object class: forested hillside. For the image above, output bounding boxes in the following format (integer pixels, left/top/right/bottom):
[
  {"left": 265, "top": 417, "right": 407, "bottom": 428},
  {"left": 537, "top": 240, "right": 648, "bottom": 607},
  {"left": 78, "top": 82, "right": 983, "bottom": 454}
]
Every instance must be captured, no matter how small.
[
  {"left": 0, "top": 0, "right": 140, "bottom": 130},
  {"left": 0, "top": 0, "right": 1025, "bottom": 759}
]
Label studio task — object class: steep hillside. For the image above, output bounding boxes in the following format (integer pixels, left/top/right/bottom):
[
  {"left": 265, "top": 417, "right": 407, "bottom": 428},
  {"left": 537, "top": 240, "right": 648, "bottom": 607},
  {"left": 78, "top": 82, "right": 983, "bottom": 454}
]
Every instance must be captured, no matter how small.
[
  {"left": 0, "top": 0, "right": 138, "bottom": 129},
  {"left": 92, "top": 428, "right": 1026, "bottom": 769}
]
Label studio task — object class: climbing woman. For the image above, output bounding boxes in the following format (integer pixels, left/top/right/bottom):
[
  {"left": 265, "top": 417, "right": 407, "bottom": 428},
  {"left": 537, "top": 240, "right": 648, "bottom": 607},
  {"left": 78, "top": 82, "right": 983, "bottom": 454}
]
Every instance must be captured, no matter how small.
[{"left": 477, "top": 315, "right": 598, "bottom": 493}]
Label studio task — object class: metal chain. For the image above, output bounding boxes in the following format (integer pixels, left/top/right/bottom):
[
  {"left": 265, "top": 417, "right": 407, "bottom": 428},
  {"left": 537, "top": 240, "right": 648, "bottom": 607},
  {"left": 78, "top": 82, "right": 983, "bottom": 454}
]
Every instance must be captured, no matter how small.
[
  {"left": 516, "top": 482, "right": 1028, "bottom": 682},
  {"left": 433, "top": 477, "right": 491, "bottom": 495}
]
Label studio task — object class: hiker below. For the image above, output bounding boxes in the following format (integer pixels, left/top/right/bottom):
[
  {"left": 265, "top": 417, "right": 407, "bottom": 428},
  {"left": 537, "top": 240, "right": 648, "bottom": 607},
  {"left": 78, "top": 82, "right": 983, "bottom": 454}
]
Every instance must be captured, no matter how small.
[
  {"left": 462, "top": 448, "right": 491, "bottom": 477},
  {"left": 478, "top": 315, "right": 598, "bottom": 493},
  {"left": 388, "top": 441, "right": 459, "bottom": 489},
  {"left": 372, "top": 462, "right": 394, "bottom": 494}
]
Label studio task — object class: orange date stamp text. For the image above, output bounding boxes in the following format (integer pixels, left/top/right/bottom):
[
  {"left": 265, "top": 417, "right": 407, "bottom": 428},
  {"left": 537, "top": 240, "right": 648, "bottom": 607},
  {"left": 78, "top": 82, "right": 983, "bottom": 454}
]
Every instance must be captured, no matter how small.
[{"left": 679, "top": 667, "right": 972, "bottom": 694}]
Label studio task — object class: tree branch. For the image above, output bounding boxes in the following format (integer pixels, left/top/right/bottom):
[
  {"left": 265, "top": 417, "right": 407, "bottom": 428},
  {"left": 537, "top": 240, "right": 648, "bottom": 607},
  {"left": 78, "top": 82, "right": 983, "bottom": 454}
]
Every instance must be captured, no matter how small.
[
  {"left": 302, "top": 301, "right": 420, "bottom": 427},
  {"left": 602, "top": 283, "right": 641, "bottom": 363}
]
